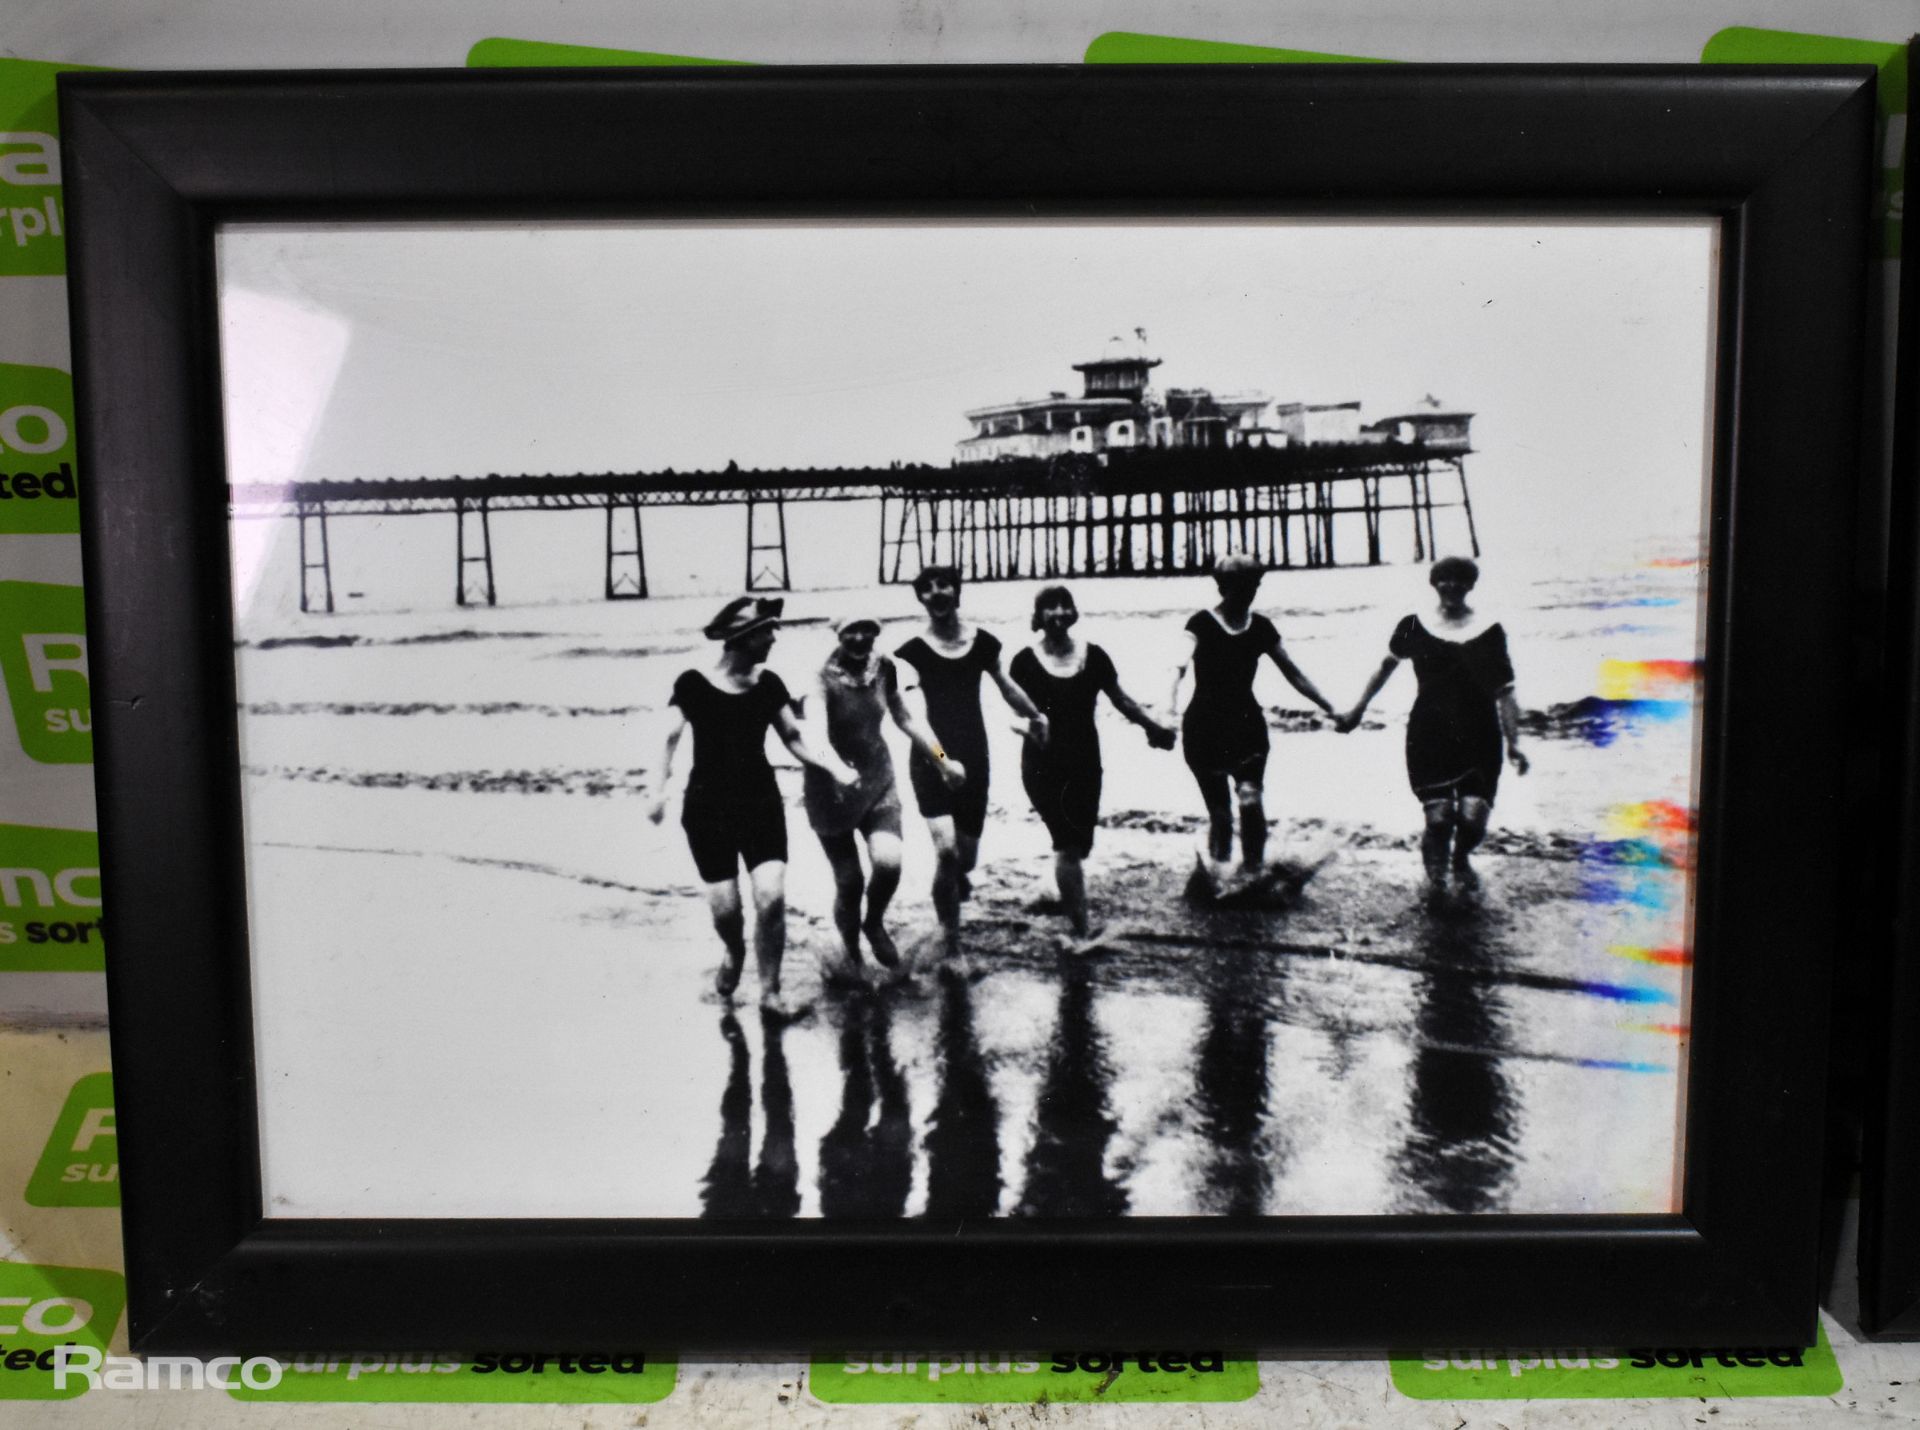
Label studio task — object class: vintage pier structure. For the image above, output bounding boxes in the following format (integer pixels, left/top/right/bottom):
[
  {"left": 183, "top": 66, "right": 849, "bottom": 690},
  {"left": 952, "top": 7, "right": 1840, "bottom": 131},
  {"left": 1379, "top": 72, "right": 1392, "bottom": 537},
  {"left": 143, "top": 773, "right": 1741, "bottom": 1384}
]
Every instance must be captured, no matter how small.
[{"left": 230, "top": 349, "right": 1476, "bottom": 612}]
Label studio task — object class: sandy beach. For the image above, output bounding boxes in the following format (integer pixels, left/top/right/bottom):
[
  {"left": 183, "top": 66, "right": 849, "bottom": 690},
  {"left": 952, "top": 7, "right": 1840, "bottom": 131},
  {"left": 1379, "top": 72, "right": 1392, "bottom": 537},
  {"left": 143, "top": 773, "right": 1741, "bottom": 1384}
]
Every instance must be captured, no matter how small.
[{"left": 231, "top": 553, "right": 1695, "bottom": 1221}]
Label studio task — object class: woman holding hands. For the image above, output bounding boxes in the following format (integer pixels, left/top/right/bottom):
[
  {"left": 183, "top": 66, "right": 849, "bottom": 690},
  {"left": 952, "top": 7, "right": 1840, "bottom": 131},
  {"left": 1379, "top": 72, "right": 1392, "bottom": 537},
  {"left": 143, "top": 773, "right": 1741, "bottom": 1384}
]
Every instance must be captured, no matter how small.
[
  {"left": 651, "top": 596, "right": 859, "bottom": 1015},
  {"left": 1010, "top": 585, "right": 1176, "bottom": 946},
  {"left": 1338, "top": 556, "right": 1529, "bottom": 901}
]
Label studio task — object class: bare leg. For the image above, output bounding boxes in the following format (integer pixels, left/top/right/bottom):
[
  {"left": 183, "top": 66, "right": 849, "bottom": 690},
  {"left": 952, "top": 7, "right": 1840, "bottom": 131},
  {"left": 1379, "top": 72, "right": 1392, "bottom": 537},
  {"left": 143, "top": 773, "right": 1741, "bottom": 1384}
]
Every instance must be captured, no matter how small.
[
  {"left": 702, "top": 877, "right": 747, "bottom": 999},
  {"left": 1055, "top": 849, "right": 1090, "bottom": 937},
  {"left": 956, "top": 830, "right": 981, "bottom": 901},
  {"left": 1234, "top": 777, "right": 1268, "bottom": 871},
  {"left": 818, "top": 831, "right": 866, "bottom": 974},
  {"left": 747, "top": 860, "right": 793, "bottom": 1012},
  {"left": 1196, "top": 772, "right": 1235, "bottom": 864},
  {"left": 927, "top": 814, "right": 962, "bottom": 959},
  {"left": 862, "top": 829, "right": 904, "bottom": 968},
  {"left": 1420, "top": 798, "right": 1456, "bottom": 896},
  {"left": 1452, "top": 795, "right": 1492, "bottom": 888}
]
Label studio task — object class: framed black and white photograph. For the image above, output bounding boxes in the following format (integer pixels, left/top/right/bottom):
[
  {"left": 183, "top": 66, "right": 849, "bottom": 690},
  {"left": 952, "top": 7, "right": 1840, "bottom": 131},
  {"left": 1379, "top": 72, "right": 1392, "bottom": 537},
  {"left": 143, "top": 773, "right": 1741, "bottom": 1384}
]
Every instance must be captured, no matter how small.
[
  {"left": 63, "top": 64, "right": 1873, "bottom": 1352},
  {"left": 216, "top": 216, "right": 1708, "bottom": 1222}
]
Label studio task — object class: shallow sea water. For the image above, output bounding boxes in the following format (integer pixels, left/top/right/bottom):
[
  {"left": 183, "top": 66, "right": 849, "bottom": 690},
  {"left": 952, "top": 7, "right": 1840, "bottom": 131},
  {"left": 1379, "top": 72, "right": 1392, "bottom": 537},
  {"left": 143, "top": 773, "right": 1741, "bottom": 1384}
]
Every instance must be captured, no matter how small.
[{"left": 231, "top": 547, "right": 1698, "bottom": 1220}]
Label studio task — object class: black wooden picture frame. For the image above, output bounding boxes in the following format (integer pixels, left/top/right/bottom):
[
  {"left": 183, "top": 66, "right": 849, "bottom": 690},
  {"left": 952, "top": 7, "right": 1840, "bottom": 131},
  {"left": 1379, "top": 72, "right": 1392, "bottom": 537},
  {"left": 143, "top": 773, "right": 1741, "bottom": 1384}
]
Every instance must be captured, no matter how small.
[
  {"left": 1861, "top": 36, "right": 1920, "bottom": 1341},
  {"left": 60, "top": 63, "right": 1873, "bottom": 1354}
]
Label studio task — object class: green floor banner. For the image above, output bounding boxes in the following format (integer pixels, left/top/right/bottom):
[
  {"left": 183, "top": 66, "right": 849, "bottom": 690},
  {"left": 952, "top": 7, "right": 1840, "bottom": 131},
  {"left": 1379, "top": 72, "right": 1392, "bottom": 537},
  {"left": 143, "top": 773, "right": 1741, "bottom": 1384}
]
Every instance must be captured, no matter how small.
[
  {"left": 228, "top": 1353, "right": 676, "bottom": 1403},
  {"left": 1390, "top": 1326, "right": 1843, "bottom": 1400},
  {"left": 809, "top": 1352, "right": 1259, "bottom": 1403}
]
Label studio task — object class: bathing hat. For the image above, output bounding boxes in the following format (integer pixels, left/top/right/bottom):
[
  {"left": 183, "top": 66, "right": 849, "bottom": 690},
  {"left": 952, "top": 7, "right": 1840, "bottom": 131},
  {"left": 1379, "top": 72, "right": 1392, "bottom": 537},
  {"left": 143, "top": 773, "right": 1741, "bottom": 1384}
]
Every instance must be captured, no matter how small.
[{"left": 703, "top": 595, "right": 784, "bottom": 643}]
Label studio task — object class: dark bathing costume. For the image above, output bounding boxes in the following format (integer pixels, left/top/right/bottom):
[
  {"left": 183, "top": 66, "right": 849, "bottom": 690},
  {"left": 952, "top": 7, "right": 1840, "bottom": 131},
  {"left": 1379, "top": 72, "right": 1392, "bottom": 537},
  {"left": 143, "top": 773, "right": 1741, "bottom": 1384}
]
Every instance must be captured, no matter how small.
[
  {"left": 802, "top": 653, "right": 904, "bottom": 838},
  {"left": 1389, "top": 614, "right": 1515, "bottom": 804},
  {"left": 1180, "top": 609, "right": 1283, "bottom": 781},
  {"left": 669, "top": 668, "right": 793, "bottom": 883},
  {"left": 1009, "top": 644, "right": 1119, "bottom": 858},
  {"left": 895, "top": 629, "right": 1000, "bottom": 840}
]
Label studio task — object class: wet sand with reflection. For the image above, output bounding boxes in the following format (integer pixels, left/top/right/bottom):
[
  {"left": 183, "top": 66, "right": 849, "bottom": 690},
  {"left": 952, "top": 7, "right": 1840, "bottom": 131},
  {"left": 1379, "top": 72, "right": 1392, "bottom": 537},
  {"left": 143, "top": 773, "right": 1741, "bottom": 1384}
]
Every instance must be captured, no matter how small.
[
  {"left": 672, "top": 831, "right": 1681, "bottom": 1221},
  {"left": 237, "top": 565, "right": 1691, "bottom": 1220}
]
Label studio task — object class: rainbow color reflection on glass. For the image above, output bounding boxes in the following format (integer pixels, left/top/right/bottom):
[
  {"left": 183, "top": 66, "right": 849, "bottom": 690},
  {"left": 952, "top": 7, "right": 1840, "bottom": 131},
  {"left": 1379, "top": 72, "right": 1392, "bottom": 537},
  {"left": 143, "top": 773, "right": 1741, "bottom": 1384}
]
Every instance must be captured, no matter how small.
[
  {"left": 1609, "top": 944, "right": 1691, "bottom": 967},
  {"left": 1597, "top": 659, "right": 1699, "bottom": 700}
]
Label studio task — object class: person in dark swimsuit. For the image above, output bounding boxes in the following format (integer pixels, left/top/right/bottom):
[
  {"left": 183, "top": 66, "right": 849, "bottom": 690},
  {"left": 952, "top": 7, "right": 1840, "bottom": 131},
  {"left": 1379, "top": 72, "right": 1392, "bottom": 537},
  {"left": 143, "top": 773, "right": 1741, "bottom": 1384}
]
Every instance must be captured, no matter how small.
[
  {"left": 650, "top": 596, "right": 858, "bottom": 1015},
  {"left": 895, "top": 565, "right": 1048, "bottom": 962},
  {"left": 802, "top": 613, "right": 949, "bottom": 985},
  {"left": 1010, "top": 585, "right": 1175, "bottom": 944},
  {"left": 1170, "top": 552, "right": 1339, "bottom": 874},
  {"left": 1338, "top": 556, "right": 1529, "bottom": 900}
]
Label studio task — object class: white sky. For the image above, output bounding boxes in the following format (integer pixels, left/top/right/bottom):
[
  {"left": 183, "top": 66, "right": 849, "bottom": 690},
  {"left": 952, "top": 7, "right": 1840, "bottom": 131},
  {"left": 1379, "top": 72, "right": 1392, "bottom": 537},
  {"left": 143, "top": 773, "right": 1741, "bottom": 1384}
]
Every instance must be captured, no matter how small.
[{"left": 216, "top": 219, "right": 1718, "bottom": 568}]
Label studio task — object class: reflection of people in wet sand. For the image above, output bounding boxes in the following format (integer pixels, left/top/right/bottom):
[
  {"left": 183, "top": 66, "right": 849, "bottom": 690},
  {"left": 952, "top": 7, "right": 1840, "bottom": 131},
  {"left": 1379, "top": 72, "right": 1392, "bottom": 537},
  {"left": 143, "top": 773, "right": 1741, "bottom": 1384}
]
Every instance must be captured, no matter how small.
[
  {"left": 923, "top": 970, "right": 1002, "bottom": 1217},
  {"left": 699, "top": 1011, "right": 802, "bottom": 1218},
  {"left": 1338, "top": 557, "right": 1529, "bottom": 901},
  {"left": 650, "top": 596, "right": 858, "bottom": 1015},
  {"left": 1394, "top": 909, "right": 1518, "bottom": 1212},
  {"left": 1009, "top": 585, "right": 1175, "bottom": 946},
  {"left": 1014, "top": 962, "right": 1128, "bottom": 1217},
  {"left": 816, "top": 997, "right": 913, "bottom": 1218},
  {"left": 1192, "top": 950, "right": 1279, "bottom": 1215},
  {"left": 1170, "top": 552, "right": 1338, "bottom": 879},
  {"left": 803, "top": 615, "right": 949, "bottom": 985},
  {"left": 896, "top": 565, "right": 1048, "bottom": 960}
]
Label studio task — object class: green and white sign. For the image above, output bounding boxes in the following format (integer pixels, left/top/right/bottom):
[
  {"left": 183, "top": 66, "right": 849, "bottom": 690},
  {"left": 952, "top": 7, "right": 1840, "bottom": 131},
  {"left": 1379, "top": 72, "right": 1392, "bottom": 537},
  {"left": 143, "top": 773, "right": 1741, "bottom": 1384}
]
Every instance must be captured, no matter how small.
[
  {"left": 809, "top": 1352, "right": 1258, "bottom": 1403},
  {"left": 0, "top": 582, "right": 90, "bottom": 764},
  {"left": 26, "top": 1073, "right": 116, "bottom": 1207},
  {"left": 1085, "top": 32, "right": 1382, "bottom": 63},
  {"left": 0, "top": 825, "right": 102, "bottom": 971},
  {"left": 0, "top": 364, "right": 77, "bottom": 535},
  {"left": 0, "top": 1264, "right": 123, "bottom": 1400},
  {"left": 467, "top": 37, "right": 743, "bottom": 67},
  {"left": 229, "top": 1352, "right": 676, "bottom": 1403},
  {"left": 1390, "top": 1327, "right": 1843, "bottom": 1400},
  {"left": 0, "top": 58, "right": 104, "bottom": 277}
]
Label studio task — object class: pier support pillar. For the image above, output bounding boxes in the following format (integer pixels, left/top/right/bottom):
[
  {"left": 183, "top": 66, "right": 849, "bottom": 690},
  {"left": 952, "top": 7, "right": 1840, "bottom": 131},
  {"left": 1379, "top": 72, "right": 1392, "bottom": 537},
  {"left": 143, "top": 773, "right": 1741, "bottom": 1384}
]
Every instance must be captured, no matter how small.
[
  {"left": 454, "top": 496, "right": 496, "bottom": 607},
  {"left": 1453, "top": 459, "right": 1482, "bottom": 557},
  {"left": 745, "top": 493, "right": 792, "bottom": 592},
  {"left": 296, "top": 502, "right": 334, "bottom": 614},
  {"left": 1363, "top": 476, "right": 1383, "bottom": 565},
  {"left": 605, "top": 497, "right": 647, "bottom": 599}
]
